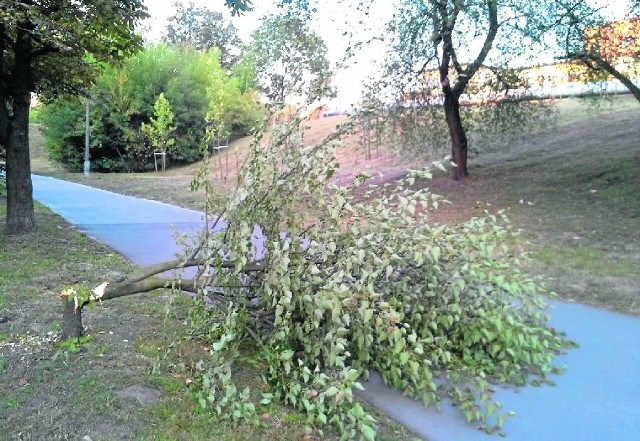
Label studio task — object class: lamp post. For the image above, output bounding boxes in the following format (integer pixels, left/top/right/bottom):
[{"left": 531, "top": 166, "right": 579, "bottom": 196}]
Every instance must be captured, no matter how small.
[{"left": 83, "top": 97, "right": 90, "bottom": 177}]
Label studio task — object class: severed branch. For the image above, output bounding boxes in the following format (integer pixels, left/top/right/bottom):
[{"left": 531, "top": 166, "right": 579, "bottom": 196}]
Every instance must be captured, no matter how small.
[
  {"left": 60, "top": 256, "right": 267, "bottom": 339},
  {"left": 116, "top": 258, "right": 266, "bottom": 284}
]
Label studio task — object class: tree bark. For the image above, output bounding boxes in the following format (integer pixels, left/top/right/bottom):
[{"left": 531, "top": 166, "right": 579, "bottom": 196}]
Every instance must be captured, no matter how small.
[
  {"left": 0, "top": 24, "right": 7, "bottom": 149},
  {"left": 5, "top": 93, "right": 35, "bottom": 234},
  {"left": 62, "top": 299, "right": 84, "bottom": 339},
  {"left": 581, "top": 54, "right": 640, "bottom": 103},
  {"left": 434, "top": 0, "right": 497, "bottom": 181},
  {"left": 442, "top": 82, "right": 469, "bottom": 181},
  {"left": 60, "top": 280, "right": 172, "bottom": 339},
  {"left": 60, "top": 277, "right": 181, "bottom": 339},
  {"left": 59, "top": 256, "right": 266, "bottom": 339},
  {"left": 5, "top": 29, "right": 36, "bottom": 234}
]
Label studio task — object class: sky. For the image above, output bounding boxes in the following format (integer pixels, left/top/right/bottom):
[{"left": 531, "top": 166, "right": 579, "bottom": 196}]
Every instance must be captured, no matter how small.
[
  {"left": 141, "top": 0, "right": 632, "bottom": 106},
  {"left": 141, "top": 0, "right": 395, "bottom": 107}
]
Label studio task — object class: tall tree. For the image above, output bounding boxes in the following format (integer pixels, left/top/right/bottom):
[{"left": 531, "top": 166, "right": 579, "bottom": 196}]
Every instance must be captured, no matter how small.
[
  {"left": 548, "top": 1, "right": 640, "bottom": 103},
  {"left": 384, "top": 0, "right": 503, "bottom": 181},
  {"left": 0, "top": 1, "right": 147, "bottom": 234},
  {"left": 165, "top": 2, "right": 242, "bottom": 69},
  {"left": 248, "top": 13, "right": 334, "bottom": 103},
  {"left": 377, "top": 0, "right": 595, "bottom": 180}
]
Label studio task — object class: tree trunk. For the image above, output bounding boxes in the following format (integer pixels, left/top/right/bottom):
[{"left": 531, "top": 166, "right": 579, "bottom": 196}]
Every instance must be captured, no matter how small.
[
  {"left": 5, "top": 30, "right": 36, "bottom": 234},
  {"left": 0, "top": 94, "right": 8, "bottom": 149},
  {"left": 443, "top": 87, "right": 469, "bottom": 181},
  {"left": 5, "top": 93, "right": 35, "bottom": 234},
  {"left": 591, "top": 57, "right": 640, "bottom": 103},
  {"left": 57, "top": 257, "right": 266, "bottom": 339},
  {"left": 62, "top": 300, "right": 84, "bottom": 339}
]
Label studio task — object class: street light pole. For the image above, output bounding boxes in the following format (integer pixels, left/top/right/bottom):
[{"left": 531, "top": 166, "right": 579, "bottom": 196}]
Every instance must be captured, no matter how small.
[{"left": 84, "top": 97, "right": 90, "bottom": 177}]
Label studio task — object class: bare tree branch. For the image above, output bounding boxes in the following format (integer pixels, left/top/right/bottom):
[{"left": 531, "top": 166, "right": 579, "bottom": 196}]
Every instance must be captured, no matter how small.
[
  {"left": 454, "top": 0, "right": 498, "bottom": 97},
  {"left": 572, "top": 51, "right": 640, "bottom": 102}
]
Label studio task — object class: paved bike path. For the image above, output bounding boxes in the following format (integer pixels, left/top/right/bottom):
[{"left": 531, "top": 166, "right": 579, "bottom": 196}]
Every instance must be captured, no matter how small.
[
  {"left": 33, "top": 175, "right": 640, "bottom": 441},
  {"left": 32, "top": 175, "right": 206, "bottom": 266}
]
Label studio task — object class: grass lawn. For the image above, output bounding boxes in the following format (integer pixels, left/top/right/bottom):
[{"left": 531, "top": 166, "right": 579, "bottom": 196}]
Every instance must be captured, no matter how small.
[{"left": 423, "top": 95, "right": 640, "bottom": 314}]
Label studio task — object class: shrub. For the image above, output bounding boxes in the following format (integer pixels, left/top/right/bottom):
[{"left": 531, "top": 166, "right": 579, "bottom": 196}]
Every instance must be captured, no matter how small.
[
  {"left": 39, "top": 98, "right": 87, "bottom": 172},
  {"left": 40, "top": 44, "right": 262, "bottom": 172},
  {"left": 29, "top": 104, "right": 44, "bottom": 124}
]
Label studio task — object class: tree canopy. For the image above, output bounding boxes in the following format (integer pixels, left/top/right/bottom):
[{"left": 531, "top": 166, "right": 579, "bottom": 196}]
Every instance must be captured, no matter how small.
[
  {"left": 166, "top": 2, "right": 243, "bottom": 69},
  {"left": 223, "top": 0, "right": 312, "bottom": 14},
  {"left": 0, "top": 0, "right": 148, "bottom": 233},
  {"left": 248, "top": 13, "right": 334, "bottom": 103},
  {"left": 0, "top": 1, "right": 147, "bottom": 101},
  {"left": 223, "top": 0, "right": 254, "bottom": 15},
  {"left": 543, "top": 0, "right": 640, "bottom": 102}
]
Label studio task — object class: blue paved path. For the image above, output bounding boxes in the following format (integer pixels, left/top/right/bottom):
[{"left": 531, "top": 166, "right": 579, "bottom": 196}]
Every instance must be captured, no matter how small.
[
  {"left": 33, "top": 175, "right": 640, "bottom": 441},
  {"left": 32, "top": 175, "right": 206, "bottom": 266}
]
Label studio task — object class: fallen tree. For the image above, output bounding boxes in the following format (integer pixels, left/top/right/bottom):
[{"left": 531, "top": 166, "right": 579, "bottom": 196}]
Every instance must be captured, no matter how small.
[
  {"left": 58, "top": 110, "right": 572, "bottom": 438},
  {"left": 59, "top": 257, "right": 266, "bottom": 339}
]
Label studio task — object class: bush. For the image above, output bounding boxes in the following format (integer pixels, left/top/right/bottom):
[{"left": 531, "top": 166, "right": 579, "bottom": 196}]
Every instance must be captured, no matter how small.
[
  {"left": 29, "top": 104, "right": 44, "bottom": 124},
  {"left": 39, "top": 98, "right": 87, "bottom": 172},
  {"left": 40, "top": 44, "right": 262, "bottom": 172}
]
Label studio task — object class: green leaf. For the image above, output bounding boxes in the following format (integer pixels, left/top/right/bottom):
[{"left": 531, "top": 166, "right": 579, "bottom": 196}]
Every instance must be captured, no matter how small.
[
  {"left": 280, "top": 349, "right": 295, "bottom": 361},
  {"left": 361, "top": 424, "right": 376, "bottom": 441},
  {"left": 324, "top": 386, "right": 339, "bottom": 397}
]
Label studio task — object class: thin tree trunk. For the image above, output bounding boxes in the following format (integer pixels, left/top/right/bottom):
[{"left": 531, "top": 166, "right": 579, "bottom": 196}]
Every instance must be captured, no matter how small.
[
  {"left": 0, "top": 25, "right": 7, "bottom": 149},
  {"left": 62, "top": 299, "right": 84, "bottom": 339},
  {"left": 587, "top": 55, "right": 640, "bottom": 103},
  {"left": 60, "top": 277, "right": 178, "bottom": 339},
  {"left": 0, "top": 93, "right": 8, "bottom": 149},
  {"left": 434, "top": 0, "right": 496, "bottom": 182},
  {"left": 59, "top": 257, "right": 266, "bottom": 339},
  {"left": 443, "top": 86, "right": 469, "bottom": 181}
]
